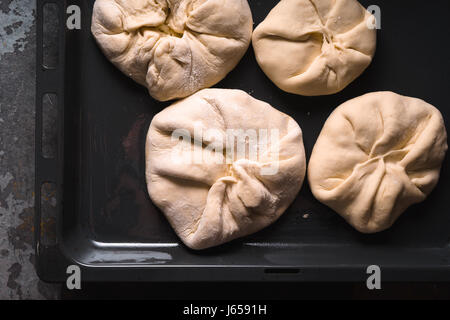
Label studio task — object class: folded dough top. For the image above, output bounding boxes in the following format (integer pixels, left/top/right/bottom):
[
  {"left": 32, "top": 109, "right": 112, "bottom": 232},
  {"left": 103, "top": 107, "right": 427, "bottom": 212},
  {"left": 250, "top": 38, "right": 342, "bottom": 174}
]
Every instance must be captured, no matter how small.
[
  {"left": 308, "top": 92, "right": 448, "bottom": 233},
  {"left": 91, "top": 0, "right": 253, "bottom": 101},
  {"left": 146, "top": 89, "right": 306, "bottom": 249},
  {"left": 253, "top": 0, "right": 377, "bottom": 96}
]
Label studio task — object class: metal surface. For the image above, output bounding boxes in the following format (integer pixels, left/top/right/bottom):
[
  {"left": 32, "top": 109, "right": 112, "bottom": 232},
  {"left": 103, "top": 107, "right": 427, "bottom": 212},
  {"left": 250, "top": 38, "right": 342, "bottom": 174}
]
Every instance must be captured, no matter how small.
[
  {"left": 35, "top": 0, "right": 450, "bottom": 283},
  {"left": 0, "top": 0, "right": 59, "bottom": 299}
]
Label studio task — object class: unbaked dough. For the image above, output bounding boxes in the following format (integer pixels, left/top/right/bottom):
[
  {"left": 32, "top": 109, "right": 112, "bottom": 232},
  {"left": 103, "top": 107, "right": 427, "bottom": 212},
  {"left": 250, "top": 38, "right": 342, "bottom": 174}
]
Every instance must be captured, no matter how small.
[
  {"left": 308, "top": 92, "right": 448, "bottom": 233},
  {"left": 146, "top": 89, "right": 306, "bottom": 249},
  {"left": 252, "top": 0, "right": 377, "bottom": 96},
  {"left": 91, "top": 0, "right": 253, "bottom": 101}
]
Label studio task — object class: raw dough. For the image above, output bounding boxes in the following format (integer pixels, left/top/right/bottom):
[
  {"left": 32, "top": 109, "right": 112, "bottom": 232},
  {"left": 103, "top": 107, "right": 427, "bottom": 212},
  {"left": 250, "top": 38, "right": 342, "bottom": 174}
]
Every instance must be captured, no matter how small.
[
  {"left": 308, "top": 92, "right": 448, "bottom": 233},
  {"left": 252, "top": 0, "right": 376, "bottom": 96},
  {"left": 146, "top": 89, "right": 306, "bottom": 249},
  {"left": 91, "top": 0, "right": 253, "bottom": 101}
]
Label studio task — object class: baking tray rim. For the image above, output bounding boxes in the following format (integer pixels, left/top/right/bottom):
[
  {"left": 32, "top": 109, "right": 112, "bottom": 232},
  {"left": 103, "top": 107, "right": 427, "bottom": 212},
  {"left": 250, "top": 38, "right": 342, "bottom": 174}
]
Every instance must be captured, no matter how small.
[{"left": 34, "top": 0, "right": 450, "bottom": 283}]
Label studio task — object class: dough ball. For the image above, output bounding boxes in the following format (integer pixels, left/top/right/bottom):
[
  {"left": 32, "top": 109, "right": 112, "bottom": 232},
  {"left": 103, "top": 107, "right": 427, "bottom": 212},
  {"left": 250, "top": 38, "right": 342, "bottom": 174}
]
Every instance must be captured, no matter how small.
[
  {"left": 91, "top": 0, "right": 253, "bottom": 101},
  {"left": 146, "top": 89, "right": 306, "bottom": 249},
  {"left": 308, "top": 92, "right": 448, "bottom": 233},
  {"left": 252, "top": 0, "right": 377, "bottom": 96}
]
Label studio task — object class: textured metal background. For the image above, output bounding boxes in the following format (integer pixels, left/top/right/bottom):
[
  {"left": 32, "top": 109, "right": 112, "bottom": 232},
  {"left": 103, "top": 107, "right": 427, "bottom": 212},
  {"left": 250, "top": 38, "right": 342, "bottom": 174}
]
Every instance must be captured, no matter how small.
[{"left": 0, "top": 0, "right": 59, "bottom": 299}]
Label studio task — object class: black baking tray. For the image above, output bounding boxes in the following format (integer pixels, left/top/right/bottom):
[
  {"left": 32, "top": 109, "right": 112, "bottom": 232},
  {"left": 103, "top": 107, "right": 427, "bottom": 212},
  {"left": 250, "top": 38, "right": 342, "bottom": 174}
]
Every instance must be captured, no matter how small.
[{"left": 35, "top": 0, "right": 450, "bottom": 282}]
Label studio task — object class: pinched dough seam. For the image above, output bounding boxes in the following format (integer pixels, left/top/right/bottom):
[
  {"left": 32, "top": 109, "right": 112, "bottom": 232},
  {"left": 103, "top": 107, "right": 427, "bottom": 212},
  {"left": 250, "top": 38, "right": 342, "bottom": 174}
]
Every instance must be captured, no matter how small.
[
  {"left": 308, "top": 0, "right": 326, "bottom": 25},
  {"left": 152, "top": 155, "right": 284, "bottom": 240},
  {"left": 259, "top": 0, "right": 371, "bottom": 81},
  {"left": 202, "top": 97, "right": 227, "bottom": 129},
  {"left": 328, "top": 111, "right": 437, "bottom": 196},
  {"left": 149, "top": 29, "right": 246, "bottom": 91},
  {"left": 345, "top": 110, "right": 433, "bottom": 161},
  {"left": 98, "top": 1, "right": 246, "bottom": 86},
  {"left": 309, "top": 0, "right": 368, "bottom": 37},
  {"left": 186, "top": 169, "right": 279, "bottom": 239}
]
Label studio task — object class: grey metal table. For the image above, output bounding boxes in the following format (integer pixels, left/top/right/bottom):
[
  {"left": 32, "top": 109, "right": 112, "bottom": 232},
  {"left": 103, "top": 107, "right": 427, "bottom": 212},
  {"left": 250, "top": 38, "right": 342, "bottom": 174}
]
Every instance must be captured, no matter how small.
[{"left": 0, "top": 0, "right": 59, "bottom": 299}]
